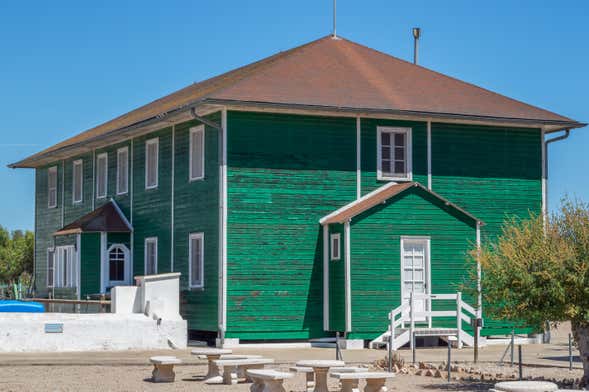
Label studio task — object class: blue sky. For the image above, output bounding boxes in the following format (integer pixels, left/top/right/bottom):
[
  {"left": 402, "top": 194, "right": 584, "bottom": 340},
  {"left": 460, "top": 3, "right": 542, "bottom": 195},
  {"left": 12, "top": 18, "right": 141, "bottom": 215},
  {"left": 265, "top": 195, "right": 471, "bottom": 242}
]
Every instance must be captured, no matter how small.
[{"left": 0, "top": 0, "right": 587, "bottom": 231}]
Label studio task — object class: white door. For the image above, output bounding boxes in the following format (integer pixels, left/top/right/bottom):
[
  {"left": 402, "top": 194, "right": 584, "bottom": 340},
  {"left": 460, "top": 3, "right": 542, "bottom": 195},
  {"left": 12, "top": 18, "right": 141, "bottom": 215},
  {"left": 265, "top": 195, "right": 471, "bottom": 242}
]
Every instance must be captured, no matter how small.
[{"left": 401, "top": 237, "right": 430, "bottom": 322}]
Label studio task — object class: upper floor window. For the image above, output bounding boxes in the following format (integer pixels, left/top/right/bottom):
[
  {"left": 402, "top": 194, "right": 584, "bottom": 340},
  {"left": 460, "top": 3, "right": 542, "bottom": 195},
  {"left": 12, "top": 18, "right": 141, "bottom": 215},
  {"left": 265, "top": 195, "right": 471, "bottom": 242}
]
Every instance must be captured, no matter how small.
[
  {"left": 189, "top": 125, "right": 205, "bottom": 181},
  {"left": 330, "top": 233, "right": 341, "bottom": 261},
  {"left": 116, "top": 147, "right": 129, "bottom": 195},
  {"left": 145, "top": 138, "right": 159, "bottom": 189},
  {"left": 47, "top": 166, "right": 57, "bottom": 208},
  {"left": 96, "top": 153, "right": 108, "bottom": 199},
  {"left": 377, "top": 127, "right": 412, "bottom": 181},
  {"left": 144, "top": 237, "right": 158, "bottom": 275},
  {"left": 72, "top": 159, "right": 83, "bottom": 203},
  {"left": 189, "top": 232, "right": 204, "bottom": 288}
]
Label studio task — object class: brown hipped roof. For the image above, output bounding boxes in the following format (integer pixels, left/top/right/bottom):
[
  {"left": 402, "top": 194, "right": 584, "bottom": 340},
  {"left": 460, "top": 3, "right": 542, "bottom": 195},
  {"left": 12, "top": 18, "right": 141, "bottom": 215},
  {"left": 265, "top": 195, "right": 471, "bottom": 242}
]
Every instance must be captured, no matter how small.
[
  {"left": 54, "top": 200, "right": 132, "bottom": 236},
  {"left": 319, "top": 182, "right": 484, "bottom": 226},
  {"left": 10, "top": 35, "right": 584, "bottom": 168}
]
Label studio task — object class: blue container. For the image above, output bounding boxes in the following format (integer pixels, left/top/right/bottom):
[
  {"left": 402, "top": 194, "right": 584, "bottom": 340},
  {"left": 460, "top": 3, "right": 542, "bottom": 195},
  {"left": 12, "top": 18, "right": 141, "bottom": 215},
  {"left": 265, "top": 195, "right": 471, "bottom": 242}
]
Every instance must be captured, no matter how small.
[{"left": 0, "top": 300, "right": 45, "bottom": 313}]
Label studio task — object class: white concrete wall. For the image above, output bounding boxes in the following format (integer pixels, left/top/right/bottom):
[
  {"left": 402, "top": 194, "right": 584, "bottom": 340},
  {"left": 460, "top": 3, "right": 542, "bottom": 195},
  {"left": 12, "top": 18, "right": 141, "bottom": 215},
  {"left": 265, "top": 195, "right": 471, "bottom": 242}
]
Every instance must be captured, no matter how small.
[
  {"left": 135, "top": 272, "right": 182, "bottom": 320},
  {"left": 111, "top": 286, "right": 141, "bottom": 314},
  {"left": 0, "top": 313, "right": 187, "bottom": 352}
]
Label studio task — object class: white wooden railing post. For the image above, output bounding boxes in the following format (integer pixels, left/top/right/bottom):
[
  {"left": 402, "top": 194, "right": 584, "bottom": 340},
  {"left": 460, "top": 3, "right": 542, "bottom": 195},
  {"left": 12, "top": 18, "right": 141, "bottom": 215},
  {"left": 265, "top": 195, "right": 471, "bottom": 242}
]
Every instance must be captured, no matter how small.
[
  {"left": 409, "top": 291, "right": 415, "bottom": 350},
  {"left": 456, "top": 291, "right": 463, "bottom": 349}
]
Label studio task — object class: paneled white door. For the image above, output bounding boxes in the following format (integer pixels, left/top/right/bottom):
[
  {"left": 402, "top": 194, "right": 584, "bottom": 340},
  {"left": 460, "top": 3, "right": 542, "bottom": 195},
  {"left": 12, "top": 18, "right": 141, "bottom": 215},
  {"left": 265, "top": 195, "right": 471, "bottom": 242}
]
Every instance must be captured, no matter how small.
[{"left": 401, "top": 237, "right": 430, "bottom": 322}]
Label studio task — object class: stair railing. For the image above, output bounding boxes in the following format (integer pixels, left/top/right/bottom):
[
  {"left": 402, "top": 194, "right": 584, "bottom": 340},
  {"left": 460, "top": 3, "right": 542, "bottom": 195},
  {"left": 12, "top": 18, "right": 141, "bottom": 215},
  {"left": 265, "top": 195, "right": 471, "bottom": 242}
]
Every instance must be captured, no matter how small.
[{"left": 386, "top": 291, "right": 478, "bottom": 351}]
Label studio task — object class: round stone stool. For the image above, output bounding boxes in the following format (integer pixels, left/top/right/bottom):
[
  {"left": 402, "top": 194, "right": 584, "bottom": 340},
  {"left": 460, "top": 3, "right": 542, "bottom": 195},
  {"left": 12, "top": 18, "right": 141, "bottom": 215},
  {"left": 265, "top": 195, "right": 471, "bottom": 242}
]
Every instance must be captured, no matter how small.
[{"left": 490, "top": 381, "right": 559, "bottom": 392}]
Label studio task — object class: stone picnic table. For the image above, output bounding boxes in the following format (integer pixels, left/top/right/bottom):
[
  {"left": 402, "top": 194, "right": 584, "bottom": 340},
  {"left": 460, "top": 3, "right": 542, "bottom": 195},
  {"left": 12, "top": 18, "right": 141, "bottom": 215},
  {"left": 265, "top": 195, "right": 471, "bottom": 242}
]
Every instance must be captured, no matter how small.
[
  {"left": 191, "top": 347, "right": 233, "bottom": 384},
  {"left": 296, "top": 360, "right": 345, "bottom": 392}
]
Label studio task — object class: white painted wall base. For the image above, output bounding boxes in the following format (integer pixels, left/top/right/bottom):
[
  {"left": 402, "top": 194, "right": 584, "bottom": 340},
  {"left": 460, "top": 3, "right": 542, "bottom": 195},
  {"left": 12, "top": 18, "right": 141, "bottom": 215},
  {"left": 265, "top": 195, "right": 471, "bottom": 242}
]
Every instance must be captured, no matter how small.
[
  {"left": 341, "top": 339, "right": 364, "bottom": 350},
  {"left": 216, "top": 338, "right": 240, "bottom": 348},
  {"left": 0, "top": 313, "right": 187, "bottom": 352}
]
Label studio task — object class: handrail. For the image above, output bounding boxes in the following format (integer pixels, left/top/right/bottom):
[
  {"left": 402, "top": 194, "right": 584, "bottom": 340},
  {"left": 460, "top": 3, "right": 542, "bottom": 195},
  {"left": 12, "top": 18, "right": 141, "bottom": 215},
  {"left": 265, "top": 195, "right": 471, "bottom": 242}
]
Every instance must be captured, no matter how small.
[{"left": 386, "top": 291, "right": 478, "bottom": 351}]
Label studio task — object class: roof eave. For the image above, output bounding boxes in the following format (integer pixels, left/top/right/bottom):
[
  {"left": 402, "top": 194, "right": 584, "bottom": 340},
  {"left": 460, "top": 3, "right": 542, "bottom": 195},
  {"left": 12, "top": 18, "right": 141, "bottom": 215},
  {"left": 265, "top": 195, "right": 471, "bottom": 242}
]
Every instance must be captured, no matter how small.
[{"left": 206, "top": 98, "right": 586, "bottom": 131}]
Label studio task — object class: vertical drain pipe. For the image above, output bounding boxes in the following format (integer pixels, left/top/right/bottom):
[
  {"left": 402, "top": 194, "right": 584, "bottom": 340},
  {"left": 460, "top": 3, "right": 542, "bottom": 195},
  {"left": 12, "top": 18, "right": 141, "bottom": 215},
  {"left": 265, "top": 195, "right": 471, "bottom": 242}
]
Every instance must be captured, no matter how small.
[{"left": 544, "top": 129, "right": 570, "bottom": 218}]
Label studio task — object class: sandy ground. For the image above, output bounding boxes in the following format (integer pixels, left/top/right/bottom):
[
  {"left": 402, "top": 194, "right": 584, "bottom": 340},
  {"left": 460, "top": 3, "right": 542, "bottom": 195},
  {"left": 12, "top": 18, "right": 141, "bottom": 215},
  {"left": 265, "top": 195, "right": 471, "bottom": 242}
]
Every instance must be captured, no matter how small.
[
  {"left": 0, "top": 323, "right": 582, "bottom": 391},
  {"left": 0, "top": 364, "right": 495, "bottom": 392}
]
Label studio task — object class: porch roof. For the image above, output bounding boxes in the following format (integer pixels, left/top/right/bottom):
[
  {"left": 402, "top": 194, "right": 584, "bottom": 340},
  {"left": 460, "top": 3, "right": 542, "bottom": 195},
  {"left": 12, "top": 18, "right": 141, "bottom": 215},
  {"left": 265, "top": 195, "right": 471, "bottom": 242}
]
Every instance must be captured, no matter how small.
[
  {"left": 53, "top": 200, "right": 132, "bottom": 236},
  {"left": 319, "top": 182, "right": 484, "bottom": 226}
]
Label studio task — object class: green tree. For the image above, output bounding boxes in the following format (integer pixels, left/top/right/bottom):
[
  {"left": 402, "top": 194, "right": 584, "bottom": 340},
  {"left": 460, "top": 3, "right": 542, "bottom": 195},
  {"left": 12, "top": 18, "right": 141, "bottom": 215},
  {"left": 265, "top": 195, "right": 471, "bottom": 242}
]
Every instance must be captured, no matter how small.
[
  {"left": 0, "top": 226, "right": 34, "bottom": 295},
  {"left": 476, "top": 198, "right": 589, "bottom": 384}
]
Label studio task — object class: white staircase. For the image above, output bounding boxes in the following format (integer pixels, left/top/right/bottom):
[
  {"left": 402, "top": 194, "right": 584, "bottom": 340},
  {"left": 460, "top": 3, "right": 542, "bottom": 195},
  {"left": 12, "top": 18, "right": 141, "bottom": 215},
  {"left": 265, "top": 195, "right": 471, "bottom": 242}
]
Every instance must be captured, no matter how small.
[{"left": 370, "top": 292, "right": 483, "bottom": 350}]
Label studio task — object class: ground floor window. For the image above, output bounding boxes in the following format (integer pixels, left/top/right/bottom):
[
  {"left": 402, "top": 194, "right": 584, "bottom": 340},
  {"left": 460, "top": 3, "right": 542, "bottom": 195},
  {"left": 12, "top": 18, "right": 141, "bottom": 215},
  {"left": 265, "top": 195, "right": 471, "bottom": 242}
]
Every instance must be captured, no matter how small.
[
  {"left": 144, "top": 237, "right": 158, "bottom": 275},
  {"left": 189, "top": 233, "right": 204, "bottom": 288},
  {"left": 108, "top": 245, "right": 128, "bottom": 283},
  {"left": 47, "top": 245, "right": 77, "bottom": 288},
  {"left": 47, "top": 249, "right": 55, "bottom": 287}
]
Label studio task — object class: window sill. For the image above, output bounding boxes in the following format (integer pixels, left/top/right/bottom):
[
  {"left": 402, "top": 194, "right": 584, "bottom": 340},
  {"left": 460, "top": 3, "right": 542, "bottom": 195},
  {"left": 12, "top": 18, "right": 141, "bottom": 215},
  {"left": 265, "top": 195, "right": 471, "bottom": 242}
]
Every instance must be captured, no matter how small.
[
  {"left": 188, "top": 286, "right": 205, "bottom": 291},
  {"left": 189, "top": 176, "right": 205, "bottom": 182},
  {"left": 115, "top": 191, "right": 129, "bottom": 196},
  {"left": 377, "top": 175, "right": 412, "bottom": 182}
]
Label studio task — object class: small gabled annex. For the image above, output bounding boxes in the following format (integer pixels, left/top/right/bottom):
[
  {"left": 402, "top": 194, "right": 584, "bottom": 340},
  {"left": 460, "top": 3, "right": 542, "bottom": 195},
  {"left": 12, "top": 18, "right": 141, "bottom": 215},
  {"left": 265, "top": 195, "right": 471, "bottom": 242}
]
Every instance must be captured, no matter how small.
[{"left": 320, "top": 182, "right": 484, "bottom": 339}]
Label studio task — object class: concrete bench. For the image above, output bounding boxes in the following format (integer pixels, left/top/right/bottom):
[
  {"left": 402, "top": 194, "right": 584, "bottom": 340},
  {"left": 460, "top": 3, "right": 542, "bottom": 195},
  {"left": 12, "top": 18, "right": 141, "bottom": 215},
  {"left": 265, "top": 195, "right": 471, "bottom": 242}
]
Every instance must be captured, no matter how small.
[
  {"left": 331, "top": 371, "right": 395, "bottom": 392},
  {"left": 331, "top": 367, "right": 367, "bottom": 374},
  {"left": 290, "top": 366, "right": 315, "bottom": 391},
  {"left": 149, "top": 356, "right": 182, "bottom": 383},
  {"left": 213, "top": 358, "right": 274, "bottom": 385},
  {"left": 247, "top": 369, "right": 293, "bottom": 392},
  {"left": 490, "top": 381, "right": 559, "bottom": 392}
]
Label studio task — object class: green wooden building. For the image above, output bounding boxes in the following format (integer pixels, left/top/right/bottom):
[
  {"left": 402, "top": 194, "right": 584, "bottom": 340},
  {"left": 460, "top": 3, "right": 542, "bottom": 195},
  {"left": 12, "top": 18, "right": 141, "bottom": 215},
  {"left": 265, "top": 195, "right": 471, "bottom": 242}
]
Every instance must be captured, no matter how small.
[{"left": 10, "top": 35, "right": 584, "bottom": 346}]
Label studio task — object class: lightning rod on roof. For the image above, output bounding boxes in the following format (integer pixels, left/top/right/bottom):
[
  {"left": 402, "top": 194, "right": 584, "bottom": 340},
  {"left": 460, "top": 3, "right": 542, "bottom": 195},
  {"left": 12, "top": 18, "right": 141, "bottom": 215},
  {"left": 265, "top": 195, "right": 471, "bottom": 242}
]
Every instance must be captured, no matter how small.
[{"left": 332, "top": 0, "right": 337, "bottom": 38}]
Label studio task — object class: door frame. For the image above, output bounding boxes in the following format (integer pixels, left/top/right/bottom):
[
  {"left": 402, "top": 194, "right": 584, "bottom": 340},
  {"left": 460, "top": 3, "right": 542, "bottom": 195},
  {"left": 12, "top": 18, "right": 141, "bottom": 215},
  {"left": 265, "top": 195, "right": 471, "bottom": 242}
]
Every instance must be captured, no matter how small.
[
  {"left": 103, "top": 243, "right": 131, "bottom": 290},
  {"left": 400, "top": 236, "right": 431, "bottom": 323}
]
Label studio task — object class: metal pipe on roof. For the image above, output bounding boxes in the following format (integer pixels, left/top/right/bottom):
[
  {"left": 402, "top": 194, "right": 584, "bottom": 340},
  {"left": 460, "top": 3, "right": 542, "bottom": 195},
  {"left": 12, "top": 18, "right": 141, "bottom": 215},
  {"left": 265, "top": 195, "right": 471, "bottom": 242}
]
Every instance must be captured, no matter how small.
[{"left": 412, "top": 28, "right": 421, "bottom": 65}]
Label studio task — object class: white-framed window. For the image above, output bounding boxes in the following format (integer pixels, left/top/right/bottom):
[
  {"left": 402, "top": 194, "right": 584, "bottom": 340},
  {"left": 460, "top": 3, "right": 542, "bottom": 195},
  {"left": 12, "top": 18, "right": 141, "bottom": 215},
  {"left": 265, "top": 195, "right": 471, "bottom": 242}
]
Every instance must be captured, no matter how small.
[
  {"left": 189, "top": 125, "right": 205, "bottom": 181},
  {"left": 116, "top": 147, "right": 129, "bottom": 195},
  {"left": 189, "top": 232, "right": 204, "bottom": 288},
  {"left": 377, "top": 126, "right": 412, "bottom": 181},
  {"left": 96, "top": 152, "right": 108, "bottom": 199},
  {"left": 47, "top": 248, "right": 55, "bottom": 288},
  {"left": 72, "top": 159, "right": 83, "bottom": 203},
  {"left": 330, "top": 233, "right": 341, "bottom": 261},
  {"left": 47, "top": 166, "right": 58, "bottom": 208},
  {"left": 50, "top": 245, "right": 77, "bottom": 288},
  {"left": 145, "top": 138, "right": 159, "bottom": 189},
  {"left": 144, "top": 237, "right": 158, "bottom": 275},
  {"left": 108, "top": 244, "right": 129, "bottom": 284}
]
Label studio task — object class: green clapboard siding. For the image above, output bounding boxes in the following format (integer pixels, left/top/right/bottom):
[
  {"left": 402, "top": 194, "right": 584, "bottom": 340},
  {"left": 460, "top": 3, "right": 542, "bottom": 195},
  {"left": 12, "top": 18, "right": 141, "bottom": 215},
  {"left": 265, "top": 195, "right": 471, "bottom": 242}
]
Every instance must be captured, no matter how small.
[
  {"left": 173, "top": 114, "right": 220, "bottom": 332},
  {"left": 34, "top": 166, "right": 62, "bottom": 297},
  {"left": 80, "top": 233, "right": 101, "bottom": 297},
  {"left": 328, "top": 224, "right": 345, "bottom": 332},
  {"left": 430, "top": 123, "right": 542, "bottom": 333},
  {"left": 347, "top": 187, "right": 476, "bottom": 340},
  {"left": 132, "top": 127, "right": 173, "bottom": 276},
  {"left": 226, "top": 111, "right": 357, "bottom": 339},
  {"left": 361, "top": 118, "right": 428, "bottom": 195},
  {"left": 94, "top": 141, "right": 132, "bottom": 217}
]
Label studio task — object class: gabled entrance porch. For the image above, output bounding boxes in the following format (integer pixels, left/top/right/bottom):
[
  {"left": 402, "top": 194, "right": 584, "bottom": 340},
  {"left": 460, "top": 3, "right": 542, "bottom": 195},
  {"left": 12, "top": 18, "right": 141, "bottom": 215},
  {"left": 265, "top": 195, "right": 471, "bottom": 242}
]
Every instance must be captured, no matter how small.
[{"left": 52, "top": 200, "right": 133, "bottom": 298}]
